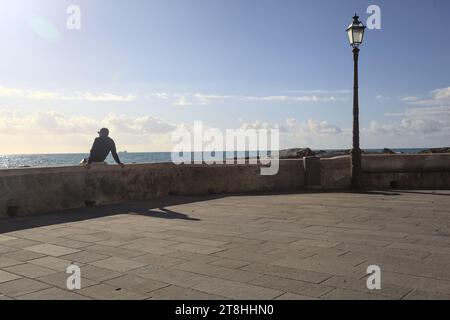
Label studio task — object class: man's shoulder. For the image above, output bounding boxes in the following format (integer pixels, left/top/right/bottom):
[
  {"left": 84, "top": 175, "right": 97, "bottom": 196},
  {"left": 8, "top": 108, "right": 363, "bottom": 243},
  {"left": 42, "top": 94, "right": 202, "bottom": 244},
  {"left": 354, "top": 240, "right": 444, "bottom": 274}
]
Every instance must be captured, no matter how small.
[
  {"left": 97, "top": 136, "right": 114, "bottom": 142},
  {"left": 103, "top": 137, "right": 115, "bottom": 147}
]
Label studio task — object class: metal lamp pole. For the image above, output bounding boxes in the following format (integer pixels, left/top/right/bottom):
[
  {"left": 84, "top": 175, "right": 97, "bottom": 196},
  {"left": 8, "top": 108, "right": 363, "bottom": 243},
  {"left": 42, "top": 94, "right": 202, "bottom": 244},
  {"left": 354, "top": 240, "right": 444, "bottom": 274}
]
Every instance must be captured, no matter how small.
[
  {"left": 351, "top": 46, "right": 362, "bottom": 189},
  {"left": 346, "top": 14, "right": 366, "bottom": 189}
]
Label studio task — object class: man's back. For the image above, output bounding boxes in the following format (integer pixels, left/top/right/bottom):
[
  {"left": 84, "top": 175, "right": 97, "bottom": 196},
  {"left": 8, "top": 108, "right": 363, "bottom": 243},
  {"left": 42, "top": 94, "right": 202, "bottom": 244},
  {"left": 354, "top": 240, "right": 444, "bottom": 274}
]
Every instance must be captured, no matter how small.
[{"left": 88, "top": 136, "right": 120, "bottom": 164}]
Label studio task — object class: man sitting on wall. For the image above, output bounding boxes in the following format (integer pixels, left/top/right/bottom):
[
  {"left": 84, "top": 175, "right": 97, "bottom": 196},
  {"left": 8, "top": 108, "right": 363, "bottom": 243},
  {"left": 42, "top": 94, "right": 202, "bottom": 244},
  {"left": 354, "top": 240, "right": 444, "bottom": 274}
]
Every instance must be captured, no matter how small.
[{"left": 82, "top": 128, "right": 125, "bottom": 168}]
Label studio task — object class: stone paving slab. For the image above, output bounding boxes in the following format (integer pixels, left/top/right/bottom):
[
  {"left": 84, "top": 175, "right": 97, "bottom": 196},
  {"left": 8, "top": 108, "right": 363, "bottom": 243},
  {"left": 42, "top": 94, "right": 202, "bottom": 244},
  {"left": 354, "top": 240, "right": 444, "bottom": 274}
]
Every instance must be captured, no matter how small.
[
  {"left": 28, "top": 256, "right": 75, "bottom": 271},
  {"left": 191, "top": 277, "right": 283, "bottom": 300},
  {"left": 3, "top": 263, "right": 58, "bottom": 279},
  {"left": 90, "top": 256, "right": 147, "bottom": 272},
  {"left": 16, "top": 287, "right": 90, "bottom": 300},
  {"left": 24, "top": 244, "right": 80, "bottom": 257},
  {"left": 1, "top": 190, "right": 450, "bottom": 299},
  {"left": 0, "top": 257, "right": 23, "bottom": 269},
  {"left": 0, "top": 270, "right": 22, "bottom": 283},
  {"left": 0, "top": 278, "right": 51, "bottom": 297},
  {"left": 77, "top": 283, "right": 147, "bottom": 300},
  {"left": 37, "top": 272, "right": 98, "bottom": 290},
  {"left": 147, "top": 285, "right": 227, "bottom": 300},
  {"left": 104, "top": 274, "right": 169, "bottom": 294}
]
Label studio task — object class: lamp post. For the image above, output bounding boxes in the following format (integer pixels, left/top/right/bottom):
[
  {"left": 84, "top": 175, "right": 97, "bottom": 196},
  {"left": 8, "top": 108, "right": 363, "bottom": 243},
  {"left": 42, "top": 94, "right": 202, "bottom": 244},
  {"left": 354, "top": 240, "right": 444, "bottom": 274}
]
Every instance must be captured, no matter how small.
[{"left": 346, "top": 14, "right": 366, "bottom": 189}]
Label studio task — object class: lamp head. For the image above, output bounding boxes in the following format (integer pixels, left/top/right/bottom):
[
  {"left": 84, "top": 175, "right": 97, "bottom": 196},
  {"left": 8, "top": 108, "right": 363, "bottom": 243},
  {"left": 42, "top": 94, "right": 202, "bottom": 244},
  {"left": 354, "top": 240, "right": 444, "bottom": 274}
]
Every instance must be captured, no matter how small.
[{"left": 346, "top": 14, "right": 366, "bottom": 48}]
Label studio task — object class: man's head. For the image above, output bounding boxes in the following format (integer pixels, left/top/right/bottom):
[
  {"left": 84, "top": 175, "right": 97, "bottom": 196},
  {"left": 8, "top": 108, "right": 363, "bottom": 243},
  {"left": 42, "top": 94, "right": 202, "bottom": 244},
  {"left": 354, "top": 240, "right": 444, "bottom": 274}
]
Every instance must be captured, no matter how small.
[{"left": 98, "top": 128, "right": 109, "bottom": 137}]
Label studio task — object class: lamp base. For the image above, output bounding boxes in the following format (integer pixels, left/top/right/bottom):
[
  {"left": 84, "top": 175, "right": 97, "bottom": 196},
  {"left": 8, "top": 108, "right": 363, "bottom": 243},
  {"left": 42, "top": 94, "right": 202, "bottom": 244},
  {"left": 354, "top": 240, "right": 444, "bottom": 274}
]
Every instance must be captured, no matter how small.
[{"left": 350, "top": 148, "right": 362, "bottom": 190}]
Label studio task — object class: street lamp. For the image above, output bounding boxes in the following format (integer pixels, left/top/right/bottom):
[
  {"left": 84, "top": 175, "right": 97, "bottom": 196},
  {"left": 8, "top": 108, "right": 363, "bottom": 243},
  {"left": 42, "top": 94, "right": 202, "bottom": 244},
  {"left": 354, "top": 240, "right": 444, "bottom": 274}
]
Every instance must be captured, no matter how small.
[{"left": 346, "top": 14, "right": 366, "bottom": 189}]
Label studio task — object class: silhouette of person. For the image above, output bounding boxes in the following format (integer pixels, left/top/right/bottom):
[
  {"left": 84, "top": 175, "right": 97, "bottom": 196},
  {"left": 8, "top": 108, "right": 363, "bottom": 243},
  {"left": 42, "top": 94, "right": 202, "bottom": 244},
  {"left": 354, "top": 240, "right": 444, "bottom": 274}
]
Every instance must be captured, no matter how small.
[{"left": 83, "top": 128, "right": 125, "bottom": 168}]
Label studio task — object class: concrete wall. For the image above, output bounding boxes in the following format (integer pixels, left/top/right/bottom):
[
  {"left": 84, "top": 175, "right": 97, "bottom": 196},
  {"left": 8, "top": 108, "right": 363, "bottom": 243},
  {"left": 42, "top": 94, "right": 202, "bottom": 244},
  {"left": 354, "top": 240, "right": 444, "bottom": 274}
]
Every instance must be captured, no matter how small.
[
  {"left": 362, "top": 154, "right": 450, "bottom": 189},
  {"left": 1, "top": 153, "right": 450, "bottom": 219},
  {"left": 320, "top": 156, "right": 351, "bottom": 189},
  {"left": 0, "top": 160, "right": 304, "bottom": 219},
  {"left": 319, "top": 154, "right": 450, "bottom": 190}
]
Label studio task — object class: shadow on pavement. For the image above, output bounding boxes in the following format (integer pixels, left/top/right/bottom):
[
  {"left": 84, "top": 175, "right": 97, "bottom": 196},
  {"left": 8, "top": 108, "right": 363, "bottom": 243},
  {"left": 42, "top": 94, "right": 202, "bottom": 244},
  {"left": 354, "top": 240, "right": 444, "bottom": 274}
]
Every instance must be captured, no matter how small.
[
  {"left": 0, "top": 189, "right": 420, "bottom": 234},
  {"left": 351, "top": 190, "right": 402, "bottom": 196},
  {"left": 391, "top": 190, "right": 450, "bottom": 196},
  {"left": 133, "top": 207, "right": 200, "bottom": 221},
  {"left": 0, "top": 194, "right": 224, "bottom": 233}
]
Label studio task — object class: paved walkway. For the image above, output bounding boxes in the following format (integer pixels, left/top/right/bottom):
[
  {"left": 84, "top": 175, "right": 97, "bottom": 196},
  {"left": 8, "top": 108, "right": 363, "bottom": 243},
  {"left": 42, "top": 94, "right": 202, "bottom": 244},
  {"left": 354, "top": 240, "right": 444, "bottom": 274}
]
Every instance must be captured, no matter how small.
[{"left": 1, "top": 190, "right": 450, "bottom": 300}]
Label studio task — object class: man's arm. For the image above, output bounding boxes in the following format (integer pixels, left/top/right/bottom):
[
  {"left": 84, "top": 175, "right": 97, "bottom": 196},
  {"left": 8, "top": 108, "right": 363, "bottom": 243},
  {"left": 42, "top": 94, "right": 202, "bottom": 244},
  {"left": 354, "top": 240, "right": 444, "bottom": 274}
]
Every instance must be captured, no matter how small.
[
  {"left": 87, "top": 138, "right": 99, "bottom": 164},
  {"left": 110, "top": 140, "right": 123, "bottom": 165}
]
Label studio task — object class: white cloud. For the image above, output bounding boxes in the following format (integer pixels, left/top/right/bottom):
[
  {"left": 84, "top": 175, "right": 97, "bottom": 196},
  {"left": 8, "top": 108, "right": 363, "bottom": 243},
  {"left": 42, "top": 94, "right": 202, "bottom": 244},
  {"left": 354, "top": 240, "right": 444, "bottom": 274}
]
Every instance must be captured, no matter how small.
[
  {"left": 0, "top": 110, "right": 177, "bottom": 137},
  {"left": 307, "top": 120, "right": 343, "bottom": 135},
  {"left": 402, "top": 105, "right": 450, "bottom": 116},
  {"left": 2, "top": 93, "right": 449, "bottom": 153},
  {"left": 240, "top": 120, "right": 281, "bottom": 131},
  {"left": 151, "top": 91, "right": 346, "bottom": 105},
  {"left": 102, "top": 114, "right": 176, "bottom": 135},
  {"left": 193, "top": 93, "right": 235, "bottom": 105},
  {"left": 383, "top": 112, "right": 404, "bottom": 117},
  {"left": 285, "top": 89, "right": 351, "bottom": 94},
  {"left": 241, "top": 95, "right": 320, "bottom": 102},
  {"left": 402, "top": 86, "right": 450, "bottom": 106},
  {"left": 151, "top": 92, "right": 170, "bottom": 100},
  {"left": 0, "top": 110, "right": 182, "bottom": 154},
  {"left": 0, "top": 110, "right": 98, "bottom": 135},
  {"left": 432, "top": 87, "right": 450, "bottom": 100},
  {"left": 75, "top": 92, "right": 136, "bottom": 102},
  {"left": 381, "top": 87, "right": 450, "bottom": 140},
  {"left": 400, "top": 96, "right": 419, "bottom": 102},
  {"left": 1, "top": 109, "right": 351, "bottom": 152},
  {"left": 392, "top": 86, "right": 450, "bottom": 136},
  {"left": 0, "top": 85, "right": 136, "bottom": 102},
  {"left": 173, "top": 95, "right": 192, "bottom": 106},
  {"left": 238, "top": 94, "right": 344, "bottom": 103},
  {"left": 276, "top": 118, "right": 349, "bottom": 149},
  {"left": 282, "top": 118, "right": 343, "bottom": 135},
  {"left": 373, "top": 105, "right": 450, "bottom": 137}
]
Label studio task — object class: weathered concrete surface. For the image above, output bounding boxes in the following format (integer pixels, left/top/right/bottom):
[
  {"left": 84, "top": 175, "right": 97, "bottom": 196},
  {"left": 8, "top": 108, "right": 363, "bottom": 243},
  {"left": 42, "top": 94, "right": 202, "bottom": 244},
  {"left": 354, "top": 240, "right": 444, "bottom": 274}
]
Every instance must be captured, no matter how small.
[
  {"left": 1, "top": 190, "right": 450, "bottom": 300},
  {"left": 320, "top": 154, "right": 450, "bottom": 190},
  {"left": 361, "top": 154, "right": 450, "bottom": 189},
  {"left": 320, "top": 156, "right": 351, "bottom": 189},
  {"left": 303, "top": 156, "right": 322, "bottom": 189},
  {"left": 362, "top": 172, "right": 450, "bottom": 189},
  {"left": 0, "top": 161, "right": 304, "bottom": 219},
  {"left": 363, "top": 154, "right": 450, "bottom": 173},
  {"left": 1, "top": 154, "right": 450, "bottom": 218}
]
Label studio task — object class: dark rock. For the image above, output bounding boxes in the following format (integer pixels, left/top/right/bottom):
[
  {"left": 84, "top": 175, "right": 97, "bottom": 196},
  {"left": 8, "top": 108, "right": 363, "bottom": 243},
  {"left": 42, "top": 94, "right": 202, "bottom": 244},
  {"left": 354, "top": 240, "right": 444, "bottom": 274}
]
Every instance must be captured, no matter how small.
[
  {"left": 382, "top": 148, "right": 396, "bottom": 154},
  {"left": 279, "top": 148, "right": 315, "bottom": 159},
  {"left": 419, "top": 147, "right": 450, "bottom": 154},
  {"left": 317, "top": 149, "right": 351, "bottom": 158}
]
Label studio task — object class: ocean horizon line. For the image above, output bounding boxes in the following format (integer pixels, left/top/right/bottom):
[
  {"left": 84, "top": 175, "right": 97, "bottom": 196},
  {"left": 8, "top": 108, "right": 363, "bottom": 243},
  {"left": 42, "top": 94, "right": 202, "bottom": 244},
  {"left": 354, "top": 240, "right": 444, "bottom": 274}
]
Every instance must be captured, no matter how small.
[
  {"left": 1, "top": 147, "right": 447, "bottom": 169},
  {"left": 0, "top": 147, "right": 442, "bottom": 157}
]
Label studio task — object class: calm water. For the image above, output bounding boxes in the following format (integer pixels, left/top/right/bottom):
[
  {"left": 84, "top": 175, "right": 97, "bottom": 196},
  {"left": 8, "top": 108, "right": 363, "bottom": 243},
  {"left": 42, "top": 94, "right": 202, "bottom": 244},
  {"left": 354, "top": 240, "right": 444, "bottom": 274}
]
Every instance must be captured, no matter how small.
[
  {"left": 0, "top": 149, "right": 428, "bottom": 169},
  {"left": 0, "top": 151, "right": 256, "bottom": 169}
]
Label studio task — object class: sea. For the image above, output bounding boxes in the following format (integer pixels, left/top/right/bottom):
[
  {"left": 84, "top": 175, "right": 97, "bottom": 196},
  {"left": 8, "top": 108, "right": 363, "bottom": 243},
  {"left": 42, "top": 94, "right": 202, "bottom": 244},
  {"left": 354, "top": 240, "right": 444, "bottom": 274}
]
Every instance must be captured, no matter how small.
[{"left": 0, "top": 148, "right": 428, "bottom": 169}]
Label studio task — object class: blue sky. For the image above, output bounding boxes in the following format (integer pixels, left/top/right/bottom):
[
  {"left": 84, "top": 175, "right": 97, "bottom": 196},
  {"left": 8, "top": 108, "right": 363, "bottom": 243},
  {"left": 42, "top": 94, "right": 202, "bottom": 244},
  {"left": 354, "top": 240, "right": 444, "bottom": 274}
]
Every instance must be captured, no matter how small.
[{"left": 0, "top": 0, "right": 449, "bottom": 153}]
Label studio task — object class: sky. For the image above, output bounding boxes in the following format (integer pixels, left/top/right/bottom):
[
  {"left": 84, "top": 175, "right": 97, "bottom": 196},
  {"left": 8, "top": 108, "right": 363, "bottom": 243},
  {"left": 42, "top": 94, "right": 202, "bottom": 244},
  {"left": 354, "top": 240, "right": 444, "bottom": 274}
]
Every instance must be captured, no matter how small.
[{"left": 0, "top": 0, "right": 449, "bottom": 154}]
